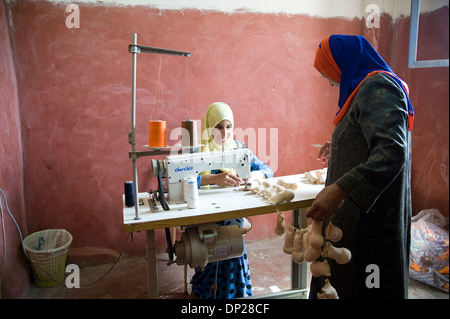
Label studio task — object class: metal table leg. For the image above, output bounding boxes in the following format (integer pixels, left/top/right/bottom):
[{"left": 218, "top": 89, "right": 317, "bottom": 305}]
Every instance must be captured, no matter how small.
[
  {"left": 291, "top": 208, "right": 308, "bottom": 290},
  {"left": 247, "top": 209, "right": 309, "bottom": 299},
  {"left": 146, "top": 230, "right": 159, "bottom": 298}
]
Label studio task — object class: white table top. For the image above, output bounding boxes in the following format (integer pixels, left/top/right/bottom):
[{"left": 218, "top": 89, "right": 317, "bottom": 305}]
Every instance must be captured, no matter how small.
[{"left": 123, "top": 173, "right": 324, "bottom": 232}]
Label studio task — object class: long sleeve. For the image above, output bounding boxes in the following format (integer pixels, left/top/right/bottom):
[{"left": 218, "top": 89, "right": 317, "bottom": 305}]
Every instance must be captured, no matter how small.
[
  {"left": 335, "top": 73, "right": 409, "bottom": 212},
  {"left": 235, "top": 141, "right": 273, "bottom": 178},
  {"left": 311, "top": 72, "right": 412, "bottom": 299}
]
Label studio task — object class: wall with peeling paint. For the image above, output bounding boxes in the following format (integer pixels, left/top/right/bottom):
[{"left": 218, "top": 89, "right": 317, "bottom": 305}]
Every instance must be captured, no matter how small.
[{"left": 1, "top": 0, "right": 448, "bottom": 298}]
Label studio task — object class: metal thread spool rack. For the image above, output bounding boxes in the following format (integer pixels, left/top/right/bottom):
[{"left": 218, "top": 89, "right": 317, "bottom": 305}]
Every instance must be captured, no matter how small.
[{"left": 128, "top": 33, "right": 191, "bottom": 220}]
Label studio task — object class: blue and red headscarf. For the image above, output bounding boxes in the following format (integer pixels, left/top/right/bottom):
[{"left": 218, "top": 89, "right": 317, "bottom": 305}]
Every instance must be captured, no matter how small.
[{"left": 314, "top": 34, "right": 414, "bottom": 131}]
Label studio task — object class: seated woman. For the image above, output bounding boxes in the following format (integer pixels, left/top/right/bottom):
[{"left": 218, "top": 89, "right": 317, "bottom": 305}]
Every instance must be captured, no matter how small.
[{"left": 191, "top": 102, "right": 273, "bottom": 299}]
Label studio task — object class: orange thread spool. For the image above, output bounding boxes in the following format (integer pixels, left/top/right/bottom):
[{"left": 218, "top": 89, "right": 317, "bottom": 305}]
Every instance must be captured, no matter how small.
[{"left": 148, "top": 120, "right": 166, "bottom": 148}]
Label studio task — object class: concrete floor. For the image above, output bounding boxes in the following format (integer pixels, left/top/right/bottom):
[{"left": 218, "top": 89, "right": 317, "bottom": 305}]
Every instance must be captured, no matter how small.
[{"left": 22, "top": 237, "right": 448, "bottom": 299}]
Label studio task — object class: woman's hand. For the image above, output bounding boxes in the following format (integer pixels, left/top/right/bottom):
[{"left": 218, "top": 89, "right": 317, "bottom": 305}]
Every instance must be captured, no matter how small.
[
  {"left": 318, "top": 142, "right": 331, "bottom": 163},
  {"left": 201, "top": 172, "right": 243, "bottom": 187},
  {"left": 306, "top": 183, "right": 347, "bottom": 221}
]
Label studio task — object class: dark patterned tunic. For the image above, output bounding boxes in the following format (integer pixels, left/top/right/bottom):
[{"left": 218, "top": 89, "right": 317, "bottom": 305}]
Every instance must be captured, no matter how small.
[{"left": 310, "top": 73, "right": 412, "bottom": 299}]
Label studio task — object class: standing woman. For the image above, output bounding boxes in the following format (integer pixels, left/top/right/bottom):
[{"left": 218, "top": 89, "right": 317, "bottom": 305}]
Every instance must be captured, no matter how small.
[
  {"left": 191, "top": 102, "right": 273, "bottom": 299},
  {"left": 307, "top": 35, "right": 414, "bottom": 299}
]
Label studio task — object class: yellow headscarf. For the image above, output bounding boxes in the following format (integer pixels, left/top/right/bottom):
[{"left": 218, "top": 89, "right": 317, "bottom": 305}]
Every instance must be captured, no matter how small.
[{"left": 200, "top": 102, "right": 238, "bottom": 175}]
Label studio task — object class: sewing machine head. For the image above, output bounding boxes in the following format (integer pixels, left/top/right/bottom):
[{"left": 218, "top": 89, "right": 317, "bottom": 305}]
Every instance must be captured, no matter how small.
[{"left": 153, "top": 148, "right": 251, "bottom": 204}]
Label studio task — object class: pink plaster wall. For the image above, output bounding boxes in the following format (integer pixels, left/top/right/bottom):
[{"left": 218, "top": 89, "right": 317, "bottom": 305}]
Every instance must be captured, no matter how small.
[
  {"left": 0, "top": 1, "right": 30, "bottom": 298},
  {"left": 1, "top": 0, "right": 448, "bottom": 298},
  {"left": 9, "top": 2, "right": 348, "bottom": 255},
  {"left": 404, "top": 7, "right": 449, "bottom": 217}
]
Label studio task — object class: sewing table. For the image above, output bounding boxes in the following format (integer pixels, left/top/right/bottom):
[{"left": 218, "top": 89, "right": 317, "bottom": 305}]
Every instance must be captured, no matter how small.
[{"left": 123, "top": 173, "right": 324, "bottom": 299}]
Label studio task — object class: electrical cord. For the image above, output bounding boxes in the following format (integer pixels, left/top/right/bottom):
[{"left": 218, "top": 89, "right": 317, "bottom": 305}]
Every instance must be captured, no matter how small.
[
  {"left": 243, "top": 216, "right": 253, "bottom": 234},
  {"left": 0, "top": 191, "right": 6, "bottom": 298},
  {"left": 0, "top": 187, "right": 130, "bottom": 289}
]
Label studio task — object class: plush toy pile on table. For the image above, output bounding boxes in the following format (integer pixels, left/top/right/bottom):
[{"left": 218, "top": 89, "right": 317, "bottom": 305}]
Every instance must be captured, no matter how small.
[{"left": 250, "top": 168, "right": 351, "bottom": 298}]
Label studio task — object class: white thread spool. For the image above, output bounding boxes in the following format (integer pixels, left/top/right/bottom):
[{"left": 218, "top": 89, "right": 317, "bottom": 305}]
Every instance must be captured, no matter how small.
[
  {"left": 183, "top": 176, "right": 193, "bottom": 202},
  {"left": 186, "top": 180, "right": 199, "bottom": 209}
]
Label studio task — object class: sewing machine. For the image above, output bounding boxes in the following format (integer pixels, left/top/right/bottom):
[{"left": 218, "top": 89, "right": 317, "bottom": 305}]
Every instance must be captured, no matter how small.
[
  {"left": 150, "top": 148, "right": 251, "bottom": 266},
  {"left": 152, "top": 148, "right": 251, "bottom": 205}
]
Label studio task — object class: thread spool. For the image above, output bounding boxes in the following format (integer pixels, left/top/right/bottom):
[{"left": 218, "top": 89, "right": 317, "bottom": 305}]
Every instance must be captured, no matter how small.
[
  {"left": 124, "top": 181, "right": 134, "bottom": 207},
  {"left": 186, "top": 180, "right": 199, "bottom": 209},
  {"left": 148, "top": 120, "right": 166, "bottom": 148},
  {"left": 183, "top": 176, "right": 193, "bottom": 202},
  {"left": 181, "top": 119, "right": 198, "bottom": 148}
]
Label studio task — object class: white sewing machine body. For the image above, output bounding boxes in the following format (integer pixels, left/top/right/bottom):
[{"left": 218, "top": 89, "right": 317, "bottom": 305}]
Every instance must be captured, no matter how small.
[{"left": 154, "top": 148, "right": 251, "bottom": 204}]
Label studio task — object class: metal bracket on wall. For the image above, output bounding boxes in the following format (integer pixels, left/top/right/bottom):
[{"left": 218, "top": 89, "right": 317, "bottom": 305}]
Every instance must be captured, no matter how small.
[
  {"left": 128, "top": 44, "right": 191, "bottom": 57},
  {"left": 128, "top": 33, "right": 191, "bottom": 220}
]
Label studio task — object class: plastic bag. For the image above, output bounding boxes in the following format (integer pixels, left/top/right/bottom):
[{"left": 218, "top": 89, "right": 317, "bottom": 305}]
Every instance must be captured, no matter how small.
[
  {"left": 23, "top": 229, "right": 73, "bottom": 259},
  {"left": 409, "top": 209, "right": 449, "bottom": 292},
  {"left": 411, "top": 208, "right": 448, "bottom": 228}
]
